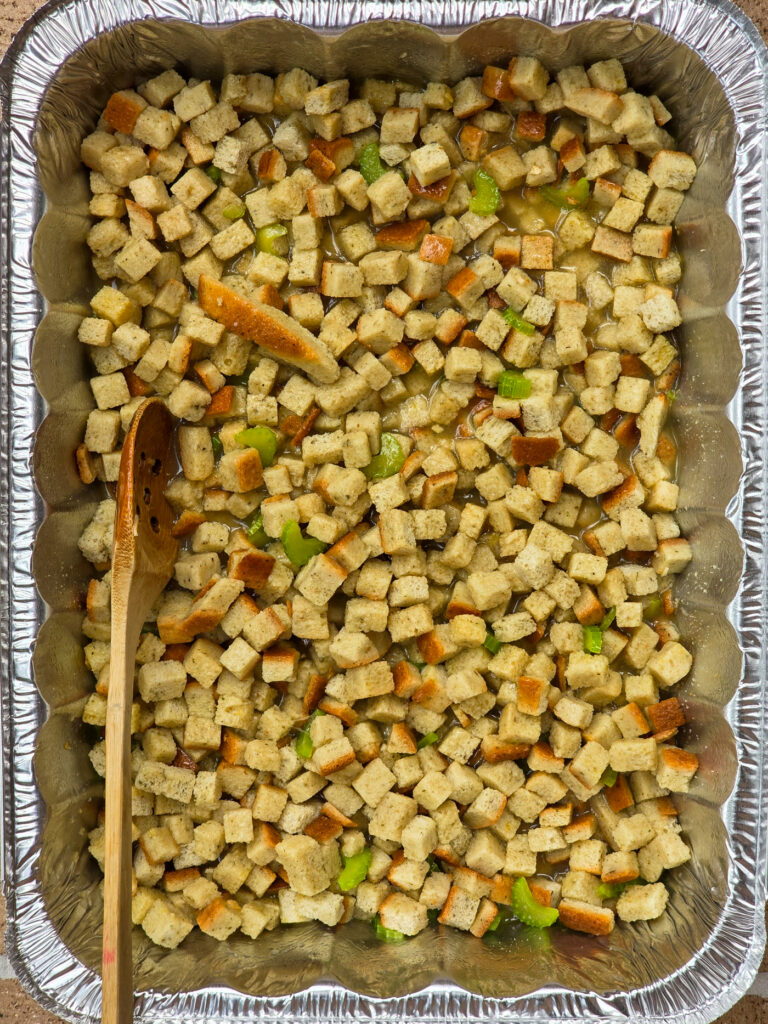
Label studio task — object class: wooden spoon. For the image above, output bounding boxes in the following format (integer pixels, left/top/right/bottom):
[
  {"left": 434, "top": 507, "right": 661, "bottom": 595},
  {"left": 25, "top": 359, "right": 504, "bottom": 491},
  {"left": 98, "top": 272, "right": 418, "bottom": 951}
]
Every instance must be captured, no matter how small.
[{"left": 102, "top": 398, "right": 178, "bottom": 1024}]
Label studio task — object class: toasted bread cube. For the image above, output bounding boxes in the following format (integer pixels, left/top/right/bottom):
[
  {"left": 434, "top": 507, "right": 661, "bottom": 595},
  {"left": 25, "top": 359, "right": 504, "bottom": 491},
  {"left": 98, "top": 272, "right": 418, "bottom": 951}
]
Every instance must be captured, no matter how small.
[
  {"left": 558, "top": 898, "right": 614, "bottom": 935},
  {"left": 335, "top": 167, "right": 370, "bottom": 211},
  {"left": 420, "top": 871, "right": 452, "bottom": 910},
  {"left": 522, "top": 145, "right": 558, "bottom": 186},
  {"left": 482, "top": 145, "right": 526, "bottom": 190},
  {"left": 141, "top": 899, "right": 194, "bottom": 949},
  {"left": 410, "top": 142, "right": 452, "bottom": 187},
  {"left": 369, "top": 792, "right": 418, "bottom": 843},
  {"left": 639, "top": 292, "right": 681, "bottom": 333},
  {"left": 637, "top": 830, "right": 690, "bottom": 882},
  {"left": 295, "top": 554, "right": 348, "bottom": 606},
  {"left": 567, "top": 88, "right": 623, "bottom": 126},
  {"left": 648, "top": 150, "right": 697, "bottom": 191},
  {"left": 320, "top": 260, "right": 364, "bottom": 298},
  {"left": 646, "top": 641, "right": 692, "bottom": 687},
  {"left": 367, "top": 170, "right": 412, "bottom": 221},
  {"left": 436, "top": 884, "right": 480, "bottom": 931},
  {"left": 504, "top": 835, "right": 537, "bottom": 876},
  {"left": 378, "top": 892, "right": 428, "bottom": 935},
  {"left": 521, "top": 234, "right": 554, "bottom": 270},
  {"left": 656, "top": 746, "right": 698, "bottom": 792},
  {"left": 274, "top": 834, "right": 332, "bottom": 896},
  {"left": 239, "top": 899, "right": 280, "bottom": 939},
  {"left": 412, "top": 770, "right": 452, "bottom": 812},
  {"left": 587, "top": 59, "right": 627, "bottom": 93},
  {"left": 507, "top": 57, "right": 549, "bottom": 101},
  {"left": 646, "top": 187, "right": 685, "bottom": 225},
  {"left": 101, "top": 145, "right": 150, "bottom": 188},
  {"left": 352, "top": 756, "right": 396, "bottom": 807},
  {"left": 464, "top": 830, "right": 506, "bottom": 876},
  {"left": 615, "top": 881, "right": 669, "bottom": 922}
]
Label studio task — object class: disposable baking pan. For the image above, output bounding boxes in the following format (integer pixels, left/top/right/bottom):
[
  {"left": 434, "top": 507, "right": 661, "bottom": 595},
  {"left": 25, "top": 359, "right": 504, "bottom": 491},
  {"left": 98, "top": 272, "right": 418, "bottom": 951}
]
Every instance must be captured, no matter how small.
[{"left": 1, "top": 0, "right": 767, "bottom": 1021}]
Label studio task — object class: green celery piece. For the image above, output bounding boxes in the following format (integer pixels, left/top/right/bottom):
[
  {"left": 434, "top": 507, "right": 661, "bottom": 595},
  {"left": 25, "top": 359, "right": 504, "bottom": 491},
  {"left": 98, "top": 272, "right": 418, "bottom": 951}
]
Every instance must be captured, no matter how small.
[
  {"left": 540, "top": 176, "right": 590, "bottom": 209},
  {"left": 256, "top": 223, "right": 288, "bottom": 255},
  {"left": 295, "top": 729, "right": 314, "bottom": 759},
  {"left": 364, "top": 432, "right": 405, "bottom": 480},
  {"left": 222, "top": 202, "right": 246, "bottom": 220},
  {"left": 511, "top": 877, "right": 559, "bottom": 928},
  {"left": 245, "top": 512, "right": 268, "bottom": 548},
  {"left": 483, "top": 633, "right": 502, "bottom": 655},
  {"left": 583, "top": 625, "right": 603, "bottom": 654},
  {"left": 235, "top": 425, "right": 278, "bottom": 467},
  {"left": 374, "top": 916, "right": 407, "bottom": 943},
  {"left": 600, "top": 607, "right": 616, "bottom": 631},
  {"left": 281, "top": 520, "right": 327, "bottom": 567},
  {"left": 501, "top": 307, "right": 536, "bottom": 336},
  {"left": 644, "top": 595, "right": 662, "bottom": 619},
  {"left": 338, "top": 848, "right": 372, "bottom": 891},
  {"left": 417, "top": 731, "right": 439, "bottom": 749},
  {"left": 358, "top": 142, "right": 387, "bottom": 185},
  {"left": 205, "top": 165, "right": 222, "bottom": 183},
  {"left": 211, "top": 434, "right": 223, "bottom": 459},
  {"left": 597, "top": 878, "right": 642, "bottom": 900},
  {"left": 468, "top": 168, "right": 501, "bottom": 215},
  {"left": 295, "top": 708, "right": 325, "bottom": 759},
  {"left": 597, "top": 881, "right": 622, "bottom": 900},
  {"left": 497, "top": 370, "right": 533, "bottom": 399},
  {"left": 600, "top": 767, "right": 618, "bottom": 789}
]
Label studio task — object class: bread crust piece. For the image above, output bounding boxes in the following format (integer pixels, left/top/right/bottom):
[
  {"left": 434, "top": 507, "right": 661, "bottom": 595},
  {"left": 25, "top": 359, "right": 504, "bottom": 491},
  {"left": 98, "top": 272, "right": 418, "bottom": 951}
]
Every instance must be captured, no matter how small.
[{"left": 198, "top": 274, "right": 340, "bottom": 383}]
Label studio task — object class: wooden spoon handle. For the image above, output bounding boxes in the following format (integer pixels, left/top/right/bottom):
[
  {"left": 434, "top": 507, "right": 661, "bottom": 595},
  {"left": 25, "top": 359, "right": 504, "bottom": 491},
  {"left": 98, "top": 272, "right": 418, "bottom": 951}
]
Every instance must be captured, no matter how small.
[{"left": 102, "top": 591, "right": 140, "bottom": 1024}]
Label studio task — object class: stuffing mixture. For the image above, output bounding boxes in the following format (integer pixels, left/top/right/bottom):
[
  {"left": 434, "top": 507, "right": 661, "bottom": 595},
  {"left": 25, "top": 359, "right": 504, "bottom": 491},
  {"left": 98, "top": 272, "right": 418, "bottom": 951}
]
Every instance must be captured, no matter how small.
[{"left": 75, "top": 55, "right": 698, "bottom": 949}]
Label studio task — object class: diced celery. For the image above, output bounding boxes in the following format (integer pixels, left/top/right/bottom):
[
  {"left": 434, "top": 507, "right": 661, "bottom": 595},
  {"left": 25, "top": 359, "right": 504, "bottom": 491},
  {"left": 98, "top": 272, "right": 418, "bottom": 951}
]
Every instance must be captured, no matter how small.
[
  {"left": 245, "top": 512, "right": 268, "bottom": 548},
  {"left": 338, "top": 848, "right": 372, "bottom": 891},
  {"left": 222, "top": 202, "right": 246, "bottom": 220},
  {"left": 235, "top": 425, "right": 277, "bottom": 467},
  {"left": 501, "top": 307, "right": 536, "bottom": 336},
  {"left": 511, "top": 877, "right": 559, "bottom": 928},
  {"left": 497, "top": 370, "right": 533, "bottom": 398},
  {"left": 483, "top": 633, "right": 502, "bottom": 654},
  {"left": 540, "top": 176, "right": 590, "bottom": 209},
  {"left": 583, "top": 625, "right": 603, "bottom": 654},
  {"left": 295, "top": 708, "right": 325, "bottom": 759},
  {"left": 417, "top": 732, "right": 439, "bottom": 749},
  {"left": 600, "top": 607, "right": 616, "bottom": 631},
  {"left": 468, "top": 168, "right": 501, "bottom": 215},
  {"left": 364, "top": 432, "right": 405, "bottom": 480},
  {"left": 281, "top": 520, "right": 327, "bottom": 566},
  {"left": 256, "top": 223, "right": 288, "bottom": 255},
  {"left": 358, "top": 142, "right": 387, "bottom": 185}
]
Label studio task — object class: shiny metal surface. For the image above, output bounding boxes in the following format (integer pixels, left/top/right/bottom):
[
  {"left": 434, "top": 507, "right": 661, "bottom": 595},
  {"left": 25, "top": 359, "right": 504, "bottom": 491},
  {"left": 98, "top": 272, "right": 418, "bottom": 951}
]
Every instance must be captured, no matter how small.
[{"left": 0, "top": 1, "right": 767, "bottom": 1021}]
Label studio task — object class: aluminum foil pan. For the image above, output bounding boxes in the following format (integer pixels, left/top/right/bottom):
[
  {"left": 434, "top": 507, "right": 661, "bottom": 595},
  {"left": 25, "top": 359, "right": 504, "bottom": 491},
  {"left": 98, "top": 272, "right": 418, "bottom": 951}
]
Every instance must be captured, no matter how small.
[{"left": 1, "top": 0, "right": 767, "bottom": 1021}]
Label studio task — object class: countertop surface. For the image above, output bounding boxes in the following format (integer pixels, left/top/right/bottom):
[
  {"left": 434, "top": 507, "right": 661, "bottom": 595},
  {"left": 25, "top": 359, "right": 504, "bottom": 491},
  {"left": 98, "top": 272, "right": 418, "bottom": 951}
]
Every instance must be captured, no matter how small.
[{"left": 1, "top": 1, "right": 767, "bottom": 1021}]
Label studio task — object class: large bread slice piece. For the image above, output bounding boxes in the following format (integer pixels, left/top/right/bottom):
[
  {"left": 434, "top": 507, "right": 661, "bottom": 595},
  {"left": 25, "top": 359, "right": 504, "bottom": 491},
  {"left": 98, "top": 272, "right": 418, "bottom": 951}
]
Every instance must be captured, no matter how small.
[{"left": 198, "top": 275, "right": 340, "bottom": 384}]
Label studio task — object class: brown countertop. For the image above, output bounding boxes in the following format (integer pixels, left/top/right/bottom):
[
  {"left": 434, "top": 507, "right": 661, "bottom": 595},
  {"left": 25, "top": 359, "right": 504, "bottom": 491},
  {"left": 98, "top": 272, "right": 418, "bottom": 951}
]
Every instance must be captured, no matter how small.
[{"left": 1, "top": 1, "right": 766, "bottom": 1021}]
